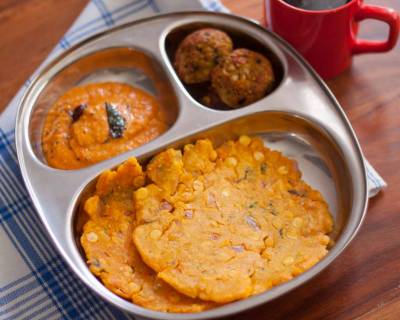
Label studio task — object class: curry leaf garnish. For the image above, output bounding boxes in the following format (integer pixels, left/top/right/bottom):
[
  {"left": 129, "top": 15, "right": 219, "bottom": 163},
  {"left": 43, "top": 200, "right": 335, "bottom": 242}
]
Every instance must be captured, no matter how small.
[
  {"left": 105, "top": 102, "right": 126, "bottom": 139},
  {"left": 70, "top": 104, "right": 87, "bottom": 122}
]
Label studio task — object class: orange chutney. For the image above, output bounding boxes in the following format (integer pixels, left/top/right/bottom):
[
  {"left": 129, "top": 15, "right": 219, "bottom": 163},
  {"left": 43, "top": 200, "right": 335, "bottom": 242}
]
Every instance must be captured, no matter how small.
[{"left": 42, "top": 82, "right": 169, "bottom": 169}]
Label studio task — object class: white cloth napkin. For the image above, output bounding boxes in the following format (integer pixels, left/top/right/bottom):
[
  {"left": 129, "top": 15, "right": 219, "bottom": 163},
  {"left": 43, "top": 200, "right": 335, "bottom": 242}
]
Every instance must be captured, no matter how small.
[{"left": 0, "top": 1, "right": 386, "bottom": 319}]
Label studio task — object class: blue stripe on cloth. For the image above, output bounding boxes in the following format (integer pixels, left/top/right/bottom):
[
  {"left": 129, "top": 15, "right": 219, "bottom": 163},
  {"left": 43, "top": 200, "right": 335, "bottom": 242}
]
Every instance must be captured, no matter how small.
[
  {"left": 366, "top": 168, "right": 376, "bottom": 187},
  {"left": 2, "top": 296, "right": 53, "bottom": 320},
  {"left": 19, "top": 302, "right": 57, "bottom": 320},
  {"left": 0, "top": 218, "right": 68, "bottom": 318},
  {"left": 64, "top": 0, "right": 146, "bottom": 39},
  {"left": 0, "top": 277, "right": 38, "bottom": 307},
  {"left": 147, "top": 0, "right": 160, "bottom": 13},
  {"left": 0, "top": 129, "right": 130, "bottom": 320},
  {"left": 368, "top": 165, "right": 381, "bottom": 188},
  {"left": 24, "top": 308, "right": 59, "bottom": 320},
  {"left": 23, "top": 79, "right": 33, "bottom": 89},
  {"left": 63, "top": 0, "right": 149, "bottom": 45},
  {"left": 0, "top": 281, "right": 44, "bottom": 315},
  {"left": 203, "top": 0, "right": 225, "bottom": 12},
  {"left": 93, "top": 0, "right": 115, "bottom": 27},
  {"left": 0, "top": 273, "right": 33, "bottom": 293},
  {"left": 59, "top": 37, "right": 71, "bottom": 50},
  {"left": 111, "top": 0, "right": 153, "bottom": 24}
]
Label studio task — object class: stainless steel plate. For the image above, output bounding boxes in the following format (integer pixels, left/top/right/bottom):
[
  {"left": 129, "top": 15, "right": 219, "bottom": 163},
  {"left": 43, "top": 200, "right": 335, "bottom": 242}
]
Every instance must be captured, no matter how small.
[{"left": 15, "top": 12, "right": 368, "bottom": 320}]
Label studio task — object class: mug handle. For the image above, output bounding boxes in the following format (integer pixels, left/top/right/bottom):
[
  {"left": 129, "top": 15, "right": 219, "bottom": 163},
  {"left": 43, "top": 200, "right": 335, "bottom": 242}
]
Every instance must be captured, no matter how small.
[{"left": 352, "top": 4, "right": 399, "bottom": 54}]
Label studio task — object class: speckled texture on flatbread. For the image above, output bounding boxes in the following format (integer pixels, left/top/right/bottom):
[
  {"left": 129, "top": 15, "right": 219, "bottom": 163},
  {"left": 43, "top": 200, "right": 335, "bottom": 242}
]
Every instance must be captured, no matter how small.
[
  {"left": 133, "top": 136, "right": 333, "bottom": 303},
  {"left": 80, "top": 158, "right": 214, "bottom": 312}
]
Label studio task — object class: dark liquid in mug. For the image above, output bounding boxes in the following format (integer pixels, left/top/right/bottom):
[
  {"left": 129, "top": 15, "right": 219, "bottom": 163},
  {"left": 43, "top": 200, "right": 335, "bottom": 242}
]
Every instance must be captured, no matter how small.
[{"left": 283, "top": 0, "right": 350, "bottom": 11}]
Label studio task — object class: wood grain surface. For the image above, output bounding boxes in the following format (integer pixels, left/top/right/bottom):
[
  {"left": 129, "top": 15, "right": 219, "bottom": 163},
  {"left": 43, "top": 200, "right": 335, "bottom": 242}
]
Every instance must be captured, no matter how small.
[{"left": 0, "top": 1, "right": 399, "bottom": 319}]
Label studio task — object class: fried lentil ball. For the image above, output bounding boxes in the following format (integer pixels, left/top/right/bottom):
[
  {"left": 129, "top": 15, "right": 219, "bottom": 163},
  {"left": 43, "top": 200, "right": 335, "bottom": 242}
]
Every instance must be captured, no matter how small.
[
  {"left": 211, "top": 48, "right": 275, "bottom": 108},
  {"left": 174, "top": 28, "right": 233, "bottom": 84}
]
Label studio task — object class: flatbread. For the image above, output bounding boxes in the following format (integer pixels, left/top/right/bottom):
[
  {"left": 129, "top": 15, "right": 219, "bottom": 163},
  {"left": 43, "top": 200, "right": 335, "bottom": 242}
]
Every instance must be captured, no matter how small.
[
  {"left": 80, "top": 158, "right": 213, "bottom": 312},
  {"left": 133, "top": 137, "right": 333, "bottom": 303}
]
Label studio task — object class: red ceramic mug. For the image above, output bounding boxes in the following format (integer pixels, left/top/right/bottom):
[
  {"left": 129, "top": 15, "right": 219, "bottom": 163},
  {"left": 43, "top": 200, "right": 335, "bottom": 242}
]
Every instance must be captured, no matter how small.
[{"left": 263, "top": 0, "right": 400, "bottom": 79}]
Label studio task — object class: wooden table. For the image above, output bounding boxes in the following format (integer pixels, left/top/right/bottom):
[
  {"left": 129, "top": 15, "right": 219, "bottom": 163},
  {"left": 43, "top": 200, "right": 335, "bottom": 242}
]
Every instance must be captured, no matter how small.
[{"left": 0, "top": 1, "right": 399, "bottom": 319}]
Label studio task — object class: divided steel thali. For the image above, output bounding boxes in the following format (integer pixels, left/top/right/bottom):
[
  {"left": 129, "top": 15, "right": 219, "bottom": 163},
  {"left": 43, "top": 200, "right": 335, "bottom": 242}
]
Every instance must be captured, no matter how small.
[{"left": 16, "top": 12, "right": 368, "bottom": 320}]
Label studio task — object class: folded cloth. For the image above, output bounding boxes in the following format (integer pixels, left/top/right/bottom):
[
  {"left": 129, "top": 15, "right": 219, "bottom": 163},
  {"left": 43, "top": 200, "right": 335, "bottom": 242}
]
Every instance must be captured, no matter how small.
[{"left": 0, "top": 0, "right": 386, "bottom": 319}]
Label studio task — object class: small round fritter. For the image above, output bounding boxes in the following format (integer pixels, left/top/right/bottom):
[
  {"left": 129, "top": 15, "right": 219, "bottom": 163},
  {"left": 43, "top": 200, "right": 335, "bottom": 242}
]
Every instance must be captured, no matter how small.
[
  {"left": 80, "top": 158, "right": 214, "bottom": 312},
  {"left": 133, "top": 137, "right": 333, "bottom": 303},
  {"left": 174, "top": 28, "right": 233, "bottom": 84},
  {"left": 211, "top": 49, "right": 275, "bottom": 108}
]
